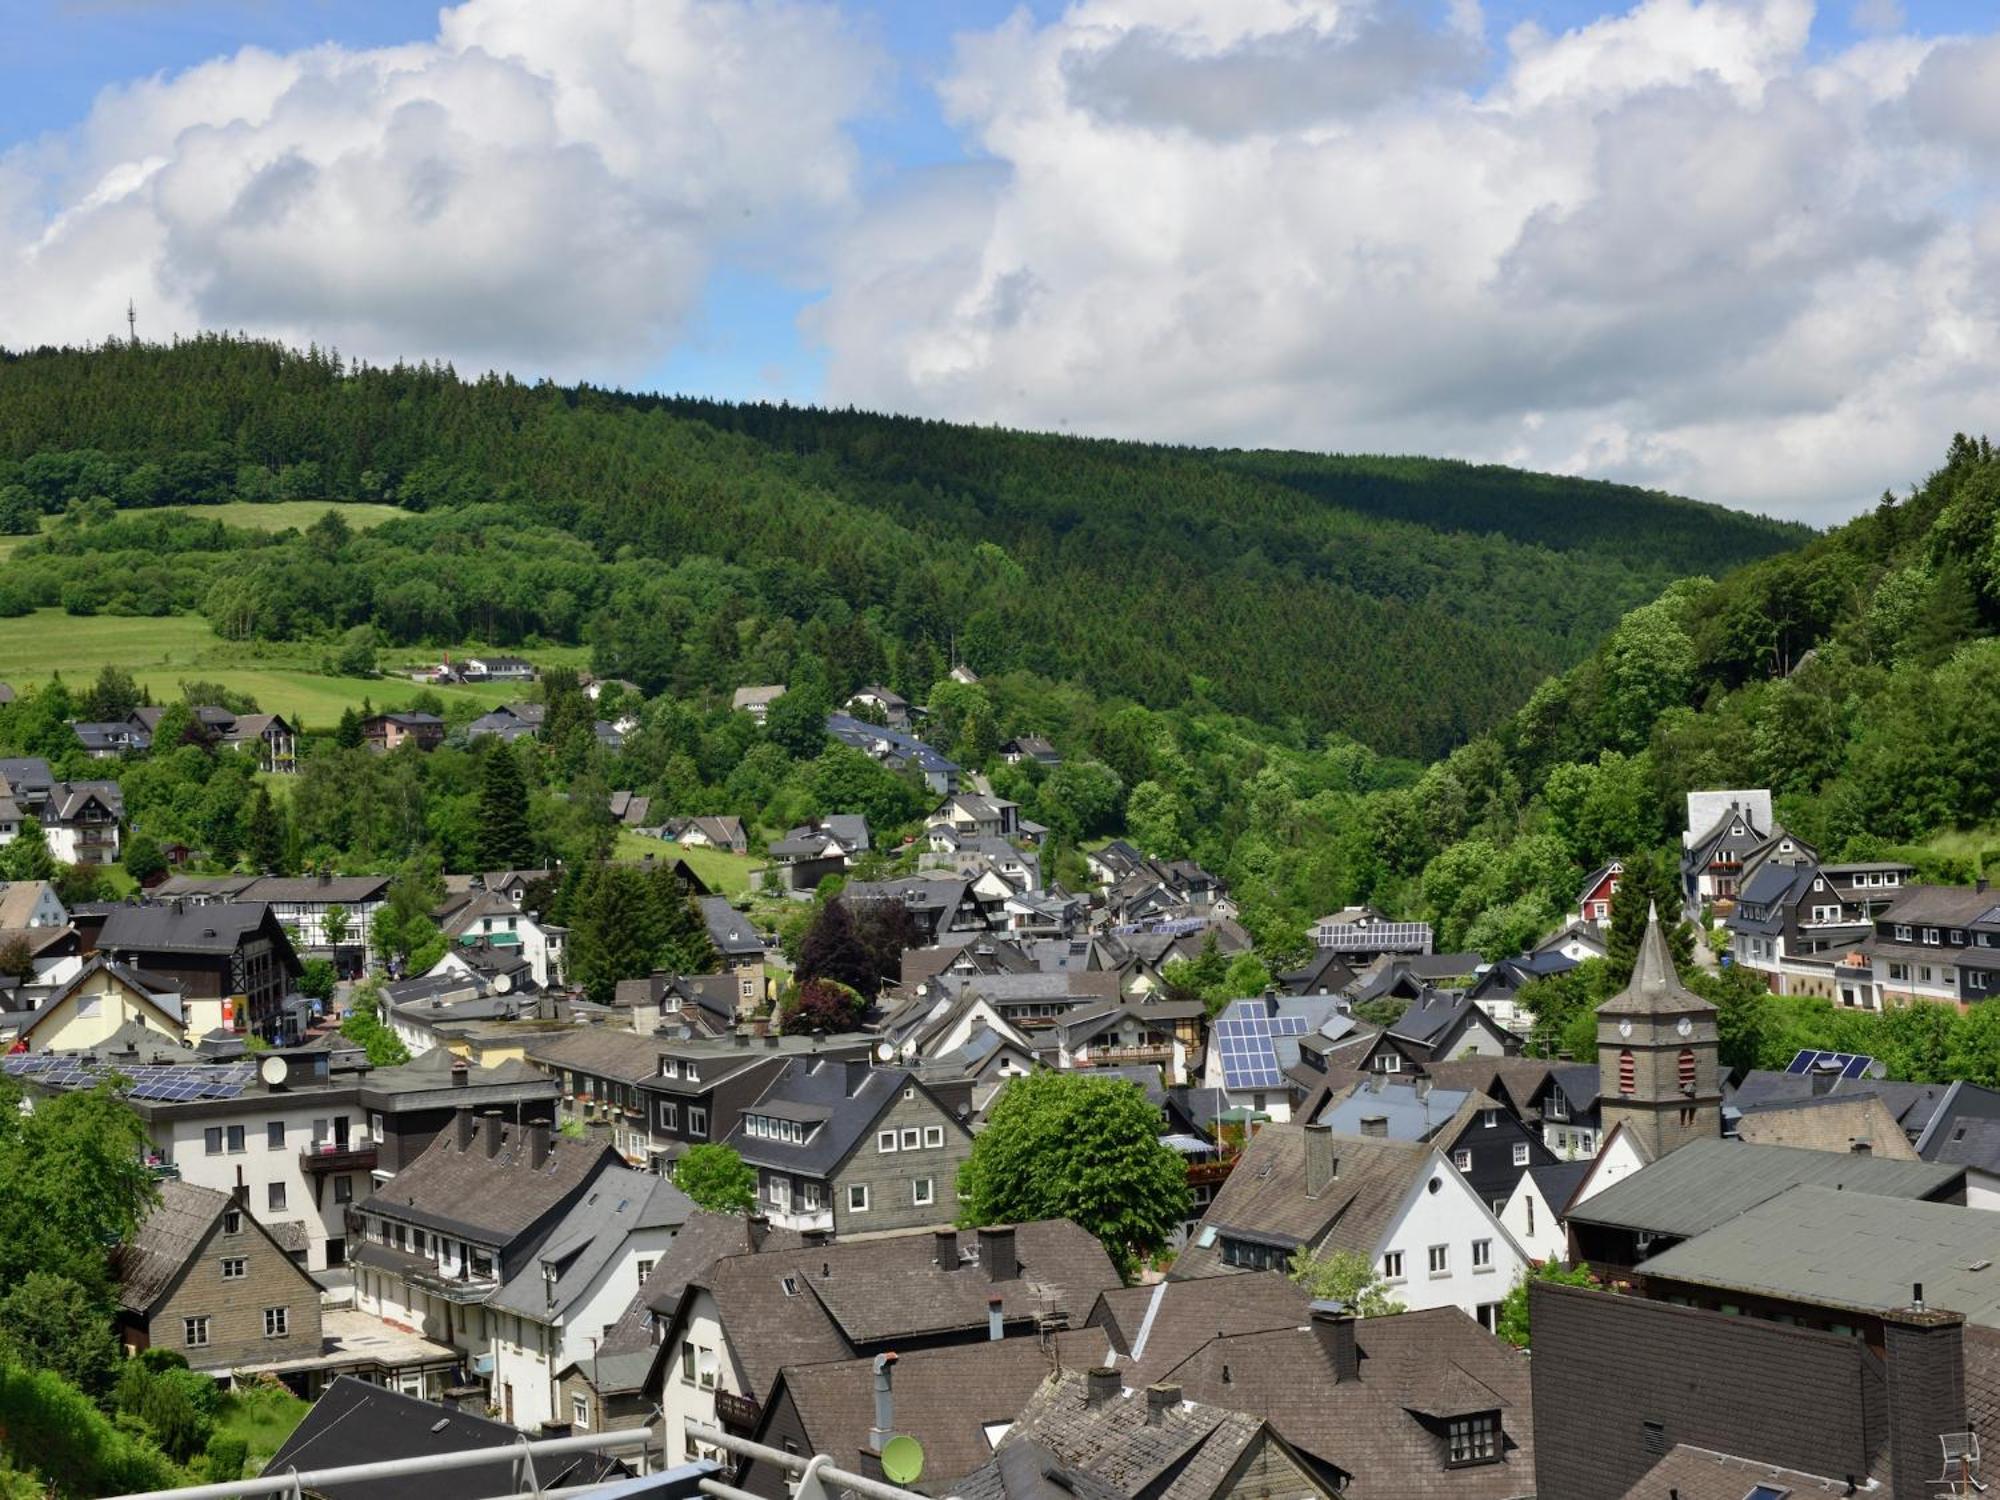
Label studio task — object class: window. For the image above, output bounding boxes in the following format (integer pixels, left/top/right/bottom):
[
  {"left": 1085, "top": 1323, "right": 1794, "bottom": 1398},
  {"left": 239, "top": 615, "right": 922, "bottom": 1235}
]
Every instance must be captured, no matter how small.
[
  {"left": 636, "top": 1259, "right": 654, "bottom": 1282},
  {"left": 184, "top": 1316, "right": 210, "bottom": 1348},
  {"left": 1526, "top": 1197, "right": 1536, "bottom": 1235},
  {"left": 658, "top": 1102, "right": 678, "bottom": 1130},
  {"left": 264, "top": 1307, "right": 289, "bottom": 1338},
  {"left": 1895, "top": 924, "right": 1914, "bottom": 941},
  {"left": 696, "top": 1347, "right": 716, "bottom": 1391},
  {"left": 1428, "top": 1245, "right": 1449, "bottom": 1275},
  {"left": 1890, "top": 962, "right": 1910, "bottom": 982},
  {"left": 878, "top": 1130, "right": 898, "bottom": 1153},
  {"left": 221, "top": 1124, "right": 244, "bottom": 1153},
  {"left": 1510, "top": 1142, "right": 1530, "bottom": 1166},
  {"left": 660, "top": 1060, "right": 678, "bottom": 1079},
  {"left": 848, "top": 1184, "right": 870, "bottom": 1212},
  {"left": 204, "top": 1126, "right": 224, "bottom": 1155},
  {"left": 687, "top": 1108, "right": 707, "bottom": 1138},
  {"left": 1452, "top": 1149, "right": 1472, "bottom": 1171},
  {"left": 801, "top": 1181, "right": 823, "bottom": 1210},
  {"left": 268, "top": 1183, "right": 287, "bottom": 1212},
  {"left": 901, "top": 1128, "right": 922, "bottom": 1150},
  {"left": 223, "top": 1210, "right": 242, "bottom": 1236},
  {"left": 221, "top": 1257, "right": 247, "bottom": 1280},
  {"left": 1447, "top": 1413, "right": 1500, "bottom": 1465},
  {"left": 1617, "top": 1050, "right": 1635, "bottom": 1096},
  {"left": 683, "top": 1064, "right": 700, "bottom": 1083},
  {"left": 1547, "top": 1092, "right": 1567, "bottom": 1120},
  {"left": 266, "top": 1121, "right": 285, "bottom": 1149},
  {"left": 1381, "top": 1054, "right": 1401, "bottom": 1073},
  {"left": 1472, "top": 1239, "right": 1492, "bottom": 1269},
  {"left": 572, "top": 1394, "right": 591, "bottom": 1430},
  {"left": 1974, "top": 972, "right": 1991, "bottom": 992},
  {"left": 1924, "top": 928, "right": 1941, "bottom": 945},
  {"left": 923, "top": 1126, "right": 945, "bottom": 1148},
  {"left": 334, "top": 1175, "right": 354, "bottom": 1204},
  {"left": 680, "top": 1341, "right": 696, "bottom": 1385},
  {"left": 913, "top": 1178, "right": 935, "bottom": 1207}
]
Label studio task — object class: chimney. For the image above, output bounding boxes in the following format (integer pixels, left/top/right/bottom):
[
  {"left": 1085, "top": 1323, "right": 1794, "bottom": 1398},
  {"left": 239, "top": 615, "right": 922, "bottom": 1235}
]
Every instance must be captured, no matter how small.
[
  {"left": 735, "top": 1032, "right": 750, "bottom": 1048},
  {"left": 529, "top": 1121, "right": 551, "bottom": 1170},
  {"left": 868, "top": 1353, "right": 898, "bottom": 1453},
  {"left": 1883, "top": 1297, "right": 1965, "bottom": 1500},
  {"left": 1311, "top": 1299, "right": 1360, "bottom": 1383},
  {"left": 746, "top": 1214, "right": 769, "bottom": 1251},
  {"left": 1085, "top": 1367, "right": 1120, "bottom": 1407},
  {"left": 1359, "top": 1114, "right": 1389, "bottom": 1139},
  {"left": 481, "top": 1111, "right": 503, "bottom": 1159},
  {"left": 845, "top": 1060, "right": 871, "bottom": 1097},
  {"left": 454, "top": 1106, "right": 475, "bottom": 1152},
  {"left": 934, "top": 1228, "right": 958, "bottom": 1270},
  {"left": 450, "top": 1060, "right": 469, "bottom": 1087},
  {"left": 801, "top": 1228, "right": 833, "bottom": 1248},
  {"left": 1145, "top": 1385, "right": 1181, "bottom": 1424},
  {"left": 1414, "top": 1077, "right": 1432, "bottom": 1101},
  {"left": 1304, "top": 1123, "right": 1337, "bottom": 1197},
  {"left": 978, "top": 1226, "right": 1018, "bottom": 1283},
  {"left": 765, "top": 1033, "right": 781, "bottom": 1049},
  {"left": 988, "top": 1294, "right": 1004, "bottom": 1342},
  {"left": 1812, "top": 1065, "right": 1837, "bottom": 1097}
]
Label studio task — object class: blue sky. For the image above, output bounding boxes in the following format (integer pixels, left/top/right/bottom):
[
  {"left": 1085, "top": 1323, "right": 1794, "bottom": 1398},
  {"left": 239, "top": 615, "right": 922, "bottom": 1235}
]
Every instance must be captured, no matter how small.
[{"left": 4, "top": 0, "right": 1999, "bottom": 518}]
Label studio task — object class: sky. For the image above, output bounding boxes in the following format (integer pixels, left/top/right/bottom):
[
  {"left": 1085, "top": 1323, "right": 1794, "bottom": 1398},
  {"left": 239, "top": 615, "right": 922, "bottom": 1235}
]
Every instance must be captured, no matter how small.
[{"left": 4, "top": 0, "right": 2000, "bottom": 523}]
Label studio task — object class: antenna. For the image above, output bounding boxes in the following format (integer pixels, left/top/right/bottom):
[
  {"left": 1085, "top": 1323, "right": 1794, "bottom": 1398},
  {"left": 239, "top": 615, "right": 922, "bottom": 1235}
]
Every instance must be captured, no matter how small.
[{"left": 126, "top": 299, "right": 136, "bottom": 344}]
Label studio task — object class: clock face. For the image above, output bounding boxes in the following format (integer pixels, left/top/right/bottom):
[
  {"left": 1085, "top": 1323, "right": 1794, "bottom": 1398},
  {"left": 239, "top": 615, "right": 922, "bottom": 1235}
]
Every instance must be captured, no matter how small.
[
  {"left": 1618, "top": 1019, "right": 1633, "bottom": 1039},
  {"left": 1677, "top": 1016, "right": 1694, "bottom": 1038}
]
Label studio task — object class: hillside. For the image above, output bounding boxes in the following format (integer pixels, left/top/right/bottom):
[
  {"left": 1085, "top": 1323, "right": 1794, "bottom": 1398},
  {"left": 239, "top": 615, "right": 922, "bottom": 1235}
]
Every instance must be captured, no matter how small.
[{"left": 0, "top": 338, "right": 1804, "bottom": 760}]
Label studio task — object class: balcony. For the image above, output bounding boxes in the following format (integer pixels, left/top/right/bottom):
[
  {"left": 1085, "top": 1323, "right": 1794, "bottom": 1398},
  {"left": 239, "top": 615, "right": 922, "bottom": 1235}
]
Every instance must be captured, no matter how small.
[
  {"left": 713, "top": 1391, "right": 762, "bottom": 1432},
  {"left": 1186, "top": 1159, "right": 1236, "bottom": 1188},
  {"left": 301, "top": 1143, "right": 379, "bottom": 1174},
  {"left": 1085, "top": 1043, "right": 1173, "bottom": 1066}
]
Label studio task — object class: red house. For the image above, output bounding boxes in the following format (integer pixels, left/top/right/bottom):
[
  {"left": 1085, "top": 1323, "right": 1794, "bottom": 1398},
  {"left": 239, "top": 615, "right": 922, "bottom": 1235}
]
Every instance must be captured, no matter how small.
[{"left": 1576, "top": 861, "right": 1623, "bottom": 926}]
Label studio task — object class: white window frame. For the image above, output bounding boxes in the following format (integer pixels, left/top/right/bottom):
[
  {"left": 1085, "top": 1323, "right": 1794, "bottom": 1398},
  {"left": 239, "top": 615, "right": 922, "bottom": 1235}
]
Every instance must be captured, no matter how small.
[
  {"left": 900, "top": 1128, "right": 922, "bottom": 1150},
  {"left": 848, "top": 1184, "right": 870, "bottom": 1213},
  {"left": 1472, "top": 1238, "right": 1493, "bottom": 1269},
  {"left": 572, "top": 1394, "right": 590, "bottom": 1430},
  {"left": 1382, "top": 1250, "right": 1404, "bottom": 1281},
  {"left": 923, "top": 1126, "right": 945, "bottom": 1148},
  {"left": 1512, "top": 1143, "right": 1530, "bottom": 1166},
  {"left": 1452, "top": 1149, "right": 1473, "bottom": 1172},
  {"left": 877, "top": 1130, "right": 898, "bottom": 1153},
  {"left": 221, "top": 1257, "right": 247, "bottom": 1281},
  {"left": 1428, "top": 1244, "right": 1449, "bottom": 1276},
  {"left": 913, "top": 1177, "right": 935, "bottom": 1207},
  {"left": 264, "top": 1306, "right": 289, "bottom": 1338}
]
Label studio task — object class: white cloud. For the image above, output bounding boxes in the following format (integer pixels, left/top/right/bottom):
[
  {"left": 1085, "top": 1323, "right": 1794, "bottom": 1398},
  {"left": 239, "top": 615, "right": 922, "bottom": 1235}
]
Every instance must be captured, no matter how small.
[
  {"left": 0, "top": 0, "right": 881, "bottom": 379},
  {"left": 814, "top": 0, "right": 2000, "bottom": 522}
]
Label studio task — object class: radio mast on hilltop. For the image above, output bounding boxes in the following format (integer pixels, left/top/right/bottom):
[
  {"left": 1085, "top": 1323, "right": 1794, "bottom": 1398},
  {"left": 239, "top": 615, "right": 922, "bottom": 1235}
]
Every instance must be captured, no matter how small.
[{"left": 126, "top": 298, "right": 136, "bottom": 345}]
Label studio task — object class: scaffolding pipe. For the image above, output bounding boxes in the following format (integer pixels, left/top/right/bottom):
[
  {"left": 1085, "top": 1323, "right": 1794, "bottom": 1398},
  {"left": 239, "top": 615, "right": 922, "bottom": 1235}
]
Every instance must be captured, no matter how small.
[
  {"left": 683, "top": 1423, "right": 955, "bottom": 1500},
  {"left": 108, "top": 1426, "right": 660, "bottom": 1500}
]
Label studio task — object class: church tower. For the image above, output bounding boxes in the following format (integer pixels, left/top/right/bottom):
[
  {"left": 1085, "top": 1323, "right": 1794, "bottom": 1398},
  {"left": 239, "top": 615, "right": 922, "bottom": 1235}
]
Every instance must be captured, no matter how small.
[{"left": 1598, "top": 905, "right": 1720, "bottom": 1158}]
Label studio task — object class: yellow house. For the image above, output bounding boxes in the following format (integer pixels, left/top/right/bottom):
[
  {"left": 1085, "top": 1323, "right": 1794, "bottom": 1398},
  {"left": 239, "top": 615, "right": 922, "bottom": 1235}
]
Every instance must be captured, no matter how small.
[{"left": 12, "top": 957, "right": 227, "bottom": 1053}]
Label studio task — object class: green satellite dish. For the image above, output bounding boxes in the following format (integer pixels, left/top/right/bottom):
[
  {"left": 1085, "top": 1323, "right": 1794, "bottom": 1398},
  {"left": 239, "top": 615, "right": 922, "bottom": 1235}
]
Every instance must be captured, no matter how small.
[{"left": 880, "top": 1434, "right": 925, "bottom": 1485}]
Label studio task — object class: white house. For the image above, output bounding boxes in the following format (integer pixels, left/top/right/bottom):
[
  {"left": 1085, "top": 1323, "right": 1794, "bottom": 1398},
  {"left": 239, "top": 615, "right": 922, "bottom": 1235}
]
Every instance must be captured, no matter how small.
[
  {"left": 1498, "top": 1162, "right": 1589, "bottom": 1263},
  {"left": 486, "top": 1167, "right": 689, "bottom": 1432},
  {"left": 1563, "top": 1120, "right": 1654, "bottom": 1212}
]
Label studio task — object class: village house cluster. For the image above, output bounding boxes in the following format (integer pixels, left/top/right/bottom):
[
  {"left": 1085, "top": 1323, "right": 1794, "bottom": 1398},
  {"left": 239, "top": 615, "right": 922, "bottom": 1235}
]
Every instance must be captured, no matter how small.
[{"left": 12, "top": 742, "right": 2000, "bottom": 1500}]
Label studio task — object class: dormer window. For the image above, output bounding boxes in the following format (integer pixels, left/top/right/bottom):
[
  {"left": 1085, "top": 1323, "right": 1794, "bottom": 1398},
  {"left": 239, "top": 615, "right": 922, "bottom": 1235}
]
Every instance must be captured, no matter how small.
[
  {"left": 660, "top": 1060, "right": 678, "bottom": 1078},
  {"left": 1446, "top": 1412, "right": 1501, "bottom": 1466}
]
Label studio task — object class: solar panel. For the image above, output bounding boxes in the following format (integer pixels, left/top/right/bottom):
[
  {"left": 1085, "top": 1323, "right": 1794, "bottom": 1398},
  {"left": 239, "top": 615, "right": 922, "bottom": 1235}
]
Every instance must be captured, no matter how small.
[
  {"left": 1316, "top": 921, "right": 1433, "bottom": 954},
  {"left": 1782, "top": 1049, "right": 1875, "bottom": 1080}
]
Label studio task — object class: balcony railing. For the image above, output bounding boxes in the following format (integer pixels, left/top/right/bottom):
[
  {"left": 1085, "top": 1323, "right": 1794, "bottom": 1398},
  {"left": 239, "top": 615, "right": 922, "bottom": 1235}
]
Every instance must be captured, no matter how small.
[
  {"left": 1186, "top": 1159, "right": 1236, "bottom": 1188},
  {"left": 1085, "top": 1044, "right": 1172, "bottom": 1065},
  {"left": 301, "top": 1143, "right": 378, "bottom": 1173},
  {"left": 713, "top": 1391, "right": 762, "bottom": 1432}
]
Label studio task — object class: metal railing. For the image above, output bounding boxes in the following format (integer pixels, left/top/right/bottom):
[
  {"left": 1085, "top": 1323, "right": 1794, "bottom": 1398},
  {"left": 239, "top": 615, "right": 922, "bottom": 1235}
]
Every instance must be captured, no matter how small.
[
  {"left": 683, "top": 1423, "right": 953, "bottom": 1500},
  {"left": 109, "top": 1426, "right": 671, "bottom": 1500}
]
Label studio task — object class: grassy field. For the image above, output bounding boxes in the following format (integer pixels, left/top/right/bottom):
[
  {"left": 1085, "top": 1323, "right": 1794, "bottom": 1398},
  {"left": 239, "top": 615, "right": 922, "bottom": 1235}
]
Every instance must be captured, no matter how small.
[
  {"left": 0, "top": 500, "right": 404, "bottom": 561},
  {"left": 0, "top": 610, "right": 592, "bottom": 731},
  {"left": 215, "top": 1383, "right": 312, "bottom": 1476},
  {"left": 1884, "top": 825, "right": 2000, "bottom": 881},
  {"left": 615, "top": 829, "right": 761, "bottom": 897}
]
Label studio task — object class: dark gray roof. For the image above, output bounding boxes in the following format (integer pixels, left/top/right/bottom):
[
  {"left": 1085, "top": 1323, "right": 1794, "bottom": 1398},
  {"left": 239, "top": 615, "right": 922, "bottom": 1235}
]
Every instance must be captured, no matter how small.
[
  {"left": 525, "top": 1026, "right": 663, "bottom": 1085},
  {"left": 724, "top": 1058, "right": 967, "bottom": 1176},
  {"left": 99, "top": 900, "right": 287, "bottom": 955},
  {"left": 954, "top": 1439, "right": 1127, "bottom": 1500},
  {"left": 1526, "top": 1160, "right": 1592, "bottom": 1215},
  {"left": 119, "top": 1179, "right": 227, "bottom": 1313},
  {"left": 488, "top": 1166, "right": 691, "bottom": 1319},
  {"left": 265, "top": 1377, "right": 624, "bottom": 1500},
  {"left": 1598, "top": 910, "right": 1714, "bottom": 1018},
  {"left": 358, "top": 1115, "right": 619, "bottom": 1247},
  {"left": 1566, "top": 1137, "right": 1964, "bottom": 1238},
  {"left": 700, "top": 896, "right": 763, "bottom": 957}
]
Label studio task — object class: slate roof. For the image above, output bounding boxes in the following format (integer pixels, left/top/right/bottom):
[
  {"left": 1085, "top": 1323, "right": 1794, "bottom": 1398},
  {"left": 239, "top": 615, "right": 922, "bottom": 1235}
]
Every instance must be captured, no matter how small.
[
  {"left": 688, "top": 1221, "right": 1120, "bottom": 1399},
  {"left": 525, "top": 1026, "right": 662, "bottom": 1085},
  {"left": 98, "top": 900, "right": 283, "bottom": 955},
  {"left": 760, "top": 1329, "right": 1113, "bottom": 1488},
  {"left": 1615, "top": 1445, "right": 1860, "bottom": 1500},
  {"left": 119, "top": 1179, "right": 228, "bottom": 1313},
  {"left": 1727, "top": 1069, "right": 1950, "bottom": 1136},
  {"left": 1317, "top": 1080, "right": 1488, "bottom": 1142},
  {"left": 991, "top": 1369, "right": 1297, "bottom": 1500},
  {"left": 1172, "top": 1124, "right": 1439, "bottom": 1278},
  {"left": 1565, "top": 1138, "right": 1964, "bottom": 1239},
  {"left": 1150, "top": 1307, "right": 1535, "bottom": 1500},
  {"left": 265, "top": 1377, "right": 624, "bottom": 1500},
  {"left": 700, "top": 896, "right": 764, "bottom": 958},
  {"left": 239, "top": 875, "right": 395, "bottom": 905},
  {"left": 1526, "top": 1160, "right": 1592, "bottom": 1216},
  {"left": 724, "top": 1058, "right": 965, "bottom": 1176},
  {"left": 1635, "top": 1184, "right": 2000, "bottom": 1326},
  {"left": 487, "top": 1166, "right": 691, "bottom": 1320},
  {"left": 1089, "top": 1272, "right": 1312, "bottom": 1388},
  {"left": 358, "top": 1115, "right": 618, "bottom": 1247},
  {"left": 604, "top": 1210, "right": 807, "bottom": 1350},
  {"left": 954, "top": 1439, "right": 1127, "bottom": 1500}
]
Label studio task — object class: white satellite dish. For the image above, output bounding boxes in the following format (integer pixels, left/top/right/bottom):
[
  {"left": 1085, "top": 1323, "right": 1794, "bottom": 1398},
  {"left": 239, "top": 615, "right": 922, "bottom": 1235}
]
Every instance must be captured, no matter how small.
[
  {"left": 493, "top": 973, "right": 513, "bottom": 995},
  {"left": 258, "top": 1054, "right": 288, "bottom": 1088},
  {"left": 875, "top": 1041, "right": 894, "bottom": 1063}
]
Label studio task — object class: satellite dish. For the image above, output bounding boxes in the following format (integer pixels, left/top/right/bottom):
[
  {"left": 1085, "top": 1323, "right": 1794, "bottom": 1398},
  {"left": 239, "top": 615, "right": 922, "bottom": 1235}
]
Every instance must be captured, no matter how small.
[
  {"left": 258, "top": 1055, "right": 287, "bottom": 1088},
  {"left": 880, "top": 1435, "right": 924, "bottom": 1485},
  {"left": 875, "top": 1041, "right": 894, "bottom": 1063},
  {"left": 493, "top": 973, "right": 513, "bottom": 995}
]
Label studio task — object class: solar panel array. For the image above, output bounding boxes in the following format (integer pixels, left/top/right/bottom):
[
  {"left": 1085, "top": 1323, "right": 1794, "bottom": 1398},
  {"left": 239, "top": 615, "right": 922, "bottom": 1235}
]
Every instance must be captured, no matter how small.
[
  {"left": 1, "top": 1054, "right": 251, "bottom": 1101},
  {"left": 1213, "top": 1013, "right": 1284, "bottom": 1090},
  {"left": 1782, "top": 1049, "right": 1876, "bottom": 1080},
  {"left": 1315, "top": 921, "right": 1433, "bottom": 954}
]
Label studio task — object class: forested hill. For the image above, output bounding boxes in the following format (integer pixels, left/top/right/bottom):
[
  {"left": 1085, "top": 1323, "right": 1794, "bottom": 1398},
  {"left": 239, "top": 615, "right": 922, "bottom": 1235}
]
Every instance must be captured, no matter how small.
[{"left": 0, "top": 337, "right": 1805, "bottom": 759}]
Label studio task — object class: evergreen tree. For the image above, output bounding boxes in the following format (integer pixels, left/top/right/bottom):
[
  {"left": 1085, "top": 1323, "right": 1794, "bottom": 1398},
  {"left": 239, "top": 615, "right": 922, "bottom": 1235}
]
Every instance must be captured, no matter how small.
[
  {"left": 1604, "top": 852, "right": 1694, "bottom": 985},
  {"left": 649, "top": 865, "right": 718, "bottom": 973},
  {"left": 473, "top": 744, "right": 533, "bottom": 871},
  {"left": 334, "top": 706, "right": 363, "bottom": 749},
  {"left": 569, "top": 864, "right": 660, "bottom": 1003},
  {"left": 2, "top": 820, "right": 56, "bottom": 882},
  {"left": 243, "top": 786, "right": 284, "bottom": 874}
]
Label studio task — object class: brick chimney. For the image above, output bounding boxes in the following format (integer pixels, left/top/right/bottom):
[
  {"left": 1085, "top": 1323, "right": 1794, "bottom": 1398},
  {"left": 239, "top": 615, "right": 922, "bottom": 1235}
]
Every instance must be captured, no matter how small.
[
  {"left": 746, "top": 1213, "right": 769, "bottom": 1251},
  {"left": 1085, "top": 1367, "right": 1120, "bottom": 1407},
  {"left": 1304, "top": 1123, "right": 1338, "bottom": 1197},
  {"left": 978, "top": 1225, "right": 1018, "bottom": 1282},
  {"left": 1145, "top": 1384, "right": 1181, "bottom": 1425},
  {"left": 934, "top": 1228, "right": 958, "bottom": 1269},
  {"left": 1310, "top": 1299, "right": 1360, "bottom": 1383},
  {"left": 528, "top": 1121, "right": 551, "bottom": 1170},
  {"left": 481, "top": 1111, "right": 503, "bottom": 1159},
  {"left": 454, "top": 1106, "right": 474, "bottom": 1152},
  {"left": 1883, "top": 1292, "right": 1966, "bottom": 1500},
  {"left": 450, "top": 1060, "right": 469, "bottom": 1087}
]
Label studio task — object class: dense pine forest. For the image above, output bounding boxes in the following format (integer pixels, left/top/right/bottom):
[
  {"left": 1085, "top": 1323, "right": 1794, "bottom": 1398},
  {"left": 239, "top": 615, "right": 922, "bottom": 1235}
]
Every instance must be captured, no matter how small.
[{"left": 0, "top": 337, "right": 1804, "bottom": 761}]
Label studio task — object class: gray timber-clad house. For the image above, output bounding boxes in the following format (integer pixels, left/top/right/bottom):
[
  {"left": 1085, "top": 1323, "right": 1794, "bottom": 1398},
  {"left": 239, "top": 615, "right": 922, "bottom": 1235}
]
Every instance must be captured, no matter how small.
[{"left": 725, "top": 1057, "right": 975, "bottom": 1236}]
